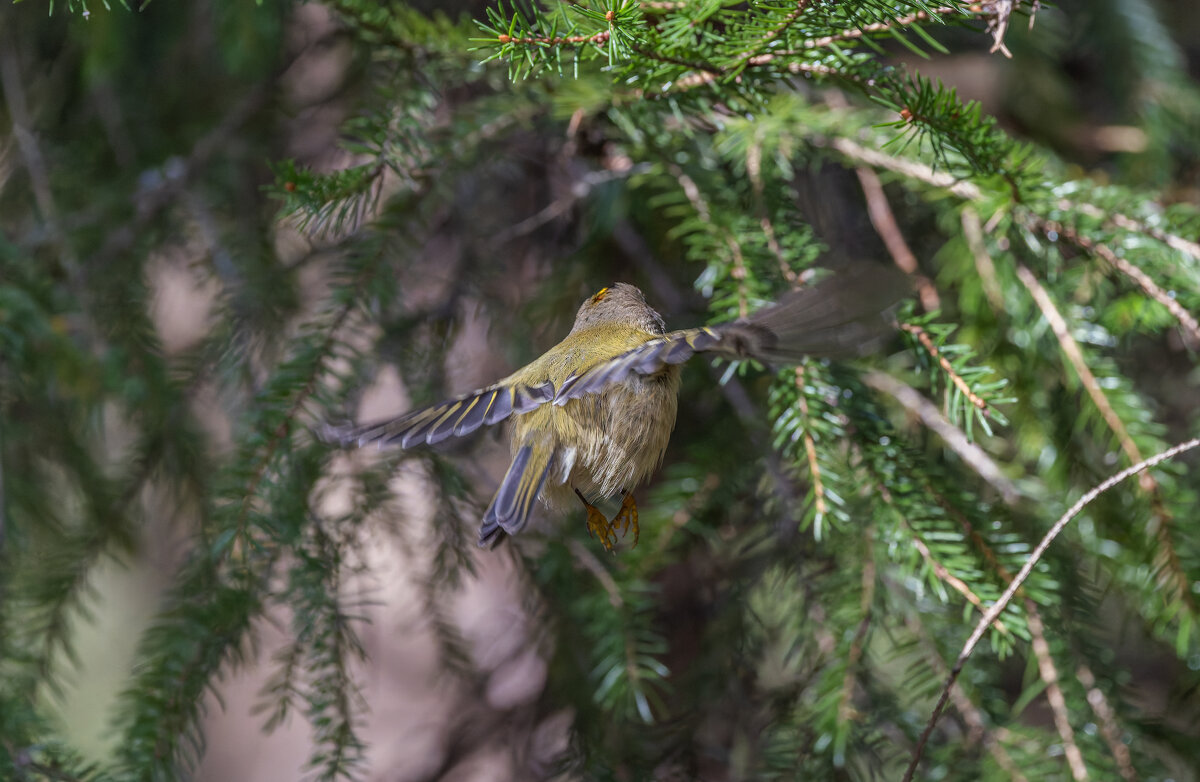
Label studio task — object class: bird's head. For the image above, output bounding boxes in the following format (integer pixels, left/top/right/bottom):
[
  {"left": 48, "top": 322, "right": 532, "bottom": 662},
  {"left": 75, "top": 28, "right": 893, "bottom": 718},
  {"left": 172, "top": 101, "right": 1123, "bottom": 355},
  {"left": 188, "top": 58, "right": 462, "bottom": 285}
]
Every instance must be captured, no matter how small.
[{"left": 569, "top": 283, "right": 666, "bottom": 335}]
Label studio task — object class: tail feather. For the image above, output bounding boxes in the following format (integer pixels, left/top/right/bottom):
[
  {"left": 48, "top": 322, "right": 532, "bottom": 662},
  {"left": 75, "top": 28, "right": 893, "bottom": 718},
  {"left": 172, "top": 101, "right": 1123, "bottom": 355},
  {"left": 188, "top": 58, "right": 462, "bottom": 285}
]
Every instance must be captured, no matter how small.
[{"left": 478, "top": 443, "right": 556, "bottom": 547}]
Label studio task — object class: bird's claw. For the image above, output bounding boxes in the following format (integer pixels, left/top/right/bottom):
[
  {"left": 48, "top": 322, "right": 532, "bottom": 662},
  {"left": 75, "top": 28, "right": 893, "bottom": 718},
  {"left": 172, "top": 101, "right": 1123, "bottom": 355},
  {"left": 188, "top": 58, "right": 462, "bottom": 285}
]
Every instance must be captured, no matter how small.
[
  {"left": 577, "top": 488, "right": 640, "bottom": 552},
  {"left": 613, "top": 493, "right": 639, "bottom": 547}
]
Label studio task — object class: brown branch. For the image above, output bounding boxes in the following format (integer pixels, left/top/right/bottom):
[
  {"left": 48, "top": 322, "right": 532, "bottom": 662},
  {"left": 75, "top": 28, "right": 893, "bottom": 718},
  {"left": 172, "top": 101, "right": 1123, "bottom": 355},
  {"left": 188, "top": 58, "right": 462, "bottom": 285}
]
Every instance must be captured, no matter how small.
[
  {"left": 737, "top": 0, "right": 812, "bottom": 67},
  {"left": 1015, "top": 265, "right": 1195, "bottom": 608},
  {"left": 820, "top": 134, "right": 984, "bottom": 200},
  {"left": 799, "top": 7, "right": 965, "bottom": 49},
  {"left": 902, "top": 436, "right": 1200, "bottom": 782},
  {"left": 497, "top": 30, "right": 611, "bottom": 46},
  {"left": 795, "top": 365, "right": 828, "bottom": 519},
  {"left": 1104, "top": 209, "right": 1200, "bottom": 262},
  {"left": 899, "top": 323, "right": 992, "bottom": 415},
  {"left": 1035, "top": 220, "right": 1200, "bottom": 348},
  {"left": 1025, "top": 602, "right": 1090, "bottom": 781},
  {"left": 855, "top": 166, "right": 941, "bottom": 310},
  {"left": 747, "top": 139, "right": 796, "bottom": 285},
  {"left": 961, "top": 208, "right": 1006, "bottom": 312},
  {"left": 568, "top": 538, "right": 623, "bottom": 608},
  {"left": 930, "top": 472, "right": 1138, "bottom": 781},
  {"left": 1015, "top": 266, "right": 1144, "bottom": 473},
  {"left": 910, "top": 530, "right": 1011, "bottom": 636},
  {"left": 1076, "top": 664, "right": 1138, "bottom": 782},
  {"left": 670, "top": 165, "right": 749, "bottom": 317}
]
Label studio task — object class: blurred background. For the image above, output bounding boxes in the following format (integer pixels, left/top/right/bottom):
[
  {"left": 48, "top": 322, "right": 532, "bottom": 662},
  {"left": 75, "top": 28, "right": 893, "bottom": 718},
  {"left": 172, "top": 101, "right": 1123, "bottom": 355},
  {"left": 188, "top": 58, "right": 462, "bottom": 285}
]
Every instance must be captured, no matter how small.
[{"left": 1, "top": 1, "right": 1199, "bottom": 781}]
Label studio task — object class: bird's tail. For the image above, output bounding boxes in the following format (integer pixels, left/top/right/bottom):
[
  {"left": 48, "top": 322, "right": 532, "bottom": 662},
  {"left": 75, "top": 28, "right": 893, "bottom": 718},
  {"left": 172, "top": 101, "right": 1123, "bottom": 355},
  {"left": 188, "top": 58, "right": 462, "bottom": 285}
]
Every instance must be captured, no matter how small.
[
  {"left": 478, "top": 440, "right": 556, "bottom": 547},
  {"left": 721, "top": 265, "right": 906, "bottom": 364}
]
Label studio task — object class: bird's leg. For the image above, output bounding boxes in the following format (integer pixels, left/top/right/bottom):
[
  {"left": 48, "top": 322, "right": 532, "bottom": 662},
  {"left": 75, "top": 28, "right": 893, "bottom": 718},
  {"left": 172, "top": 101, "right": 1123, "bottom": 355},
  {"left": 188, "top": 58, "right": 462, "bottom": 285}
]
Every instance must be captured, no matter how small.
[
  {"left": 613, "top": 491, "right": 639, "bottom": 547},
  {"left": 575, "top": 488, "right": 617, "bottom": 552}
]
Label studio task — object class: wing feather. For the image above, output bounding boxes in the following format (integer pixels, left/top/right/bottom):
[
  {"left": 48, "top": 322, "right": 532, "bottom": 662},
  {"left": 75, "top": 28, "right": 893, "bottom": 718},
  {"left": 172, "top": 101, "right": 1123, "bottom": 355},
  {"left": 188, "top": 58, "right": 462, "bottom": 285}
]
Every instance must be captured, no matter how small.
[
  {"left": 553, "top": 269, "right": 902, "bottom": 405},
  {"left": 553, "top": 327, "right": 720, "bottom": 406},
  {"left": 478, "top": 443, "right": 557, "bottom": 546},
  {"left": 322, "top": 380, "right": 554, "bottom": 449}
]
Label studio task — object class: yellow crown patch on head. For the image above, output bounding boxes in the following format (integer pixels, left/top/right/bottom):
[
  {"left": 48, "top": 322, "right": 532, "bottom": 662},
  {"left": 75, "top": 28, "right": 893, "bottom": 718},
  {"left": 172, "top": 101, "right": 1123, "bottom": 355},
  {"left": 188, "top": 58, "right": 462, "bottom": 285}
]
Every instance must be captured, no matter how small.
[{"left": 591, "top": 287, "right": 610, "bottom": 303}]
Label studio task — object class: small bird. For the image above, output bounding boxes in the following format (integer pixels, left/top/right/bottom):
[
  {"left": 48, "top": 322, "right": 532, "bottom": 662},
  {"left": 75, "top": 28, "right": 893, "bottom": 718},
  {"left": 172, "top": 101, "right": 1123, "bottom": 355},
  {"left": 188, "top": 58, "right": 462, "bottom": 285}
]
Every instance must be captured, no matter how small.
[{"left": 324, "top": 271, "right": 900, "bottom": 550}]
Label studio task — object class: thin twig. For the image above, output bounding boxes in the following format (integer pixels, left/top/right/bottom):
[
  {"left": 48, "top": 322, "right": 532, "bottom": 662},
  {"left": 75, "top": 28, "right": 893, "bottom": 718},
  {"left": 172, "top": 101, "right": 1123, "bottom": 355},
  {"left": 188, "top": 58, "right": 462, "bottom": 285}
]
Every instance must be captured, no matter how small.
[
  {"left": 855, "top": 165, "right": 940, "bottom": 310},
  {"left": 736, "top": 0, "right": 812, "bottom": 68},
  {"left": 961, "top": 208, "right": 1006, "bottom": 312},
  {"left": 498, "top": 30, "right": 611, "bottom": 46},
  {"left": 1103, "top": 209, "right": 1200, "bottom": 262},
  {"left": 669, "top": 165, "right": 749, "bottom": 317},
  {"left": 1025, "top": 602, "right": 1090, "bottom": 781},
  {"left": 1042, "top": 221, "right": 1200, "bottom": 348},
  {"left": 863, "top": 371, "right": 1021, "bottom": 507},
  {"left": 1015, "top": 265, "right": 1194, "bottom": 607},
  {"left": 902, "top": 613, "right": 1030, "bottom": 780},
  {"left": 823, "top": 135, "right": 984, "bottom": 199},
  {"left": 800, "top": 7, "right": 965, "bottom": 49},
  {"left": 915, "top": 531, "right": 1011, "bottom": 635},
  {"left": 747, "top": 139, "right": 796, "bottom": 285},
  {"left": 1, "top": 35, "right": 84, "bottom": 293},
  {"left": 795, "top": 365, "right": 828, "bottom": 519},
  {"left": 568, "top": 538, "right": 623, "bottom": 608},
  {"left": 899, "top": 323, "right": 992, "bottom": 415},
  {"left": 1076, "top": 663, "right": 1138, "bottom": 782},
  {"left": 1015, "top": 266, "right": 1145, "bottom": 474},
  {"left": 902, "top": 436, "right": 1200, "bottom": 782}
]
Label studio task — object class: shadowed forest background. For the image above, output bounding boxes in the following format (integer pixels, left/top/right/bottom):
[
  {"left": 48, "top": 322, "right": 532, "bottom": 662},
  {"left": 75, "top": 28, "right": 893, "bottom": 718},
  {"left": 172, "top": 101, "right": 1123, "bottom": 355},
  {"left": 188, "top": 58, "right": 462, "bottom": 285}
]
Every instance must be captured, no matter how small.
[{"left": 2, "top": 1, "right": 1200, "bottom": 780}]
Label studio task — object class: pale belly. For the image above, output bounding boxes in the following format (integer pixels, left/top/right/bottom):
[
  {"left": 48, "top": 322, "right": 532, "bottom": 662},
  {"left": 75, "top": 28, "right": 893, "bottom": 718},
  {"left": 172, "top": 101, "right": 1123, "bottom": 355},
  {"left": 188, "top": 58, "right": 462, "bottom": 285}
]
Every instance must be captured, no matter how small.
[{"left": 511, "top": 367, "right": 681, "bottom": 510}]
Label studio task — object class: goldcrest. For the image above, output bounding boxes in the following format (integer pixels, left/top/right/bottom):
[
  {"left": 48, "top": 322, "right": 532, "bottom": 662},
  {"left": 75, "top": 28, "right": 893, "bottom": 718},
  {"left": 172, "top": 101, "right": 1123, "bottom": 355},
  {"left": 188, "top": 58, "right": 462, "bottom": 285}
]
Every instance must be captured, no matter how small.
[{"left": 326, "top": 272, "right": 899, "bottom": 550}]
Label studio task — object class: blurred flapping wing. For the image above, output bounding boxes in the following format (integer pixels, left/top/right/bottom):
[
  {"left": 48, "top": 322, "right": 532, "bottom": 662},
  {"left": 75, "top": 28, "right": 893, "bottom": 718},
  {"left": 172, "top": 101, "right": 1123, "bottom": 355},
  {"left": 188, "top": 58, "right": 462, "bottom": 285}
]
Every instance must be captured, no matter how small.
[
  {"left": 554, "top": 268, "right": 903, "bottom": 406},
  {"left": 322, "top": 380, "right": 555, "bottom": 449}
]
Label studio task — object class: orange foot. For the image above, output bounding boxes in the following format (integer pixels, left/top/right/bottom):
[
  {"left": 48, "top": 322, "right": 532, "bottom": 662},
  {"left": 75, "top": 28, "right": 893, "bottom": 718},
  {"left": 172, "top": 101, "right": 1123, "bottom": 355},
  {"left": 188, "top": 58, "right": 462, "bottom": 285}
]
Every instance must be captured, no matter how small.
[
  {"left": 613, "top": 492, "right": 639, "bottom": 547},
  {"left": 576, "top": 488, "right": 618, "bottom": 552}
]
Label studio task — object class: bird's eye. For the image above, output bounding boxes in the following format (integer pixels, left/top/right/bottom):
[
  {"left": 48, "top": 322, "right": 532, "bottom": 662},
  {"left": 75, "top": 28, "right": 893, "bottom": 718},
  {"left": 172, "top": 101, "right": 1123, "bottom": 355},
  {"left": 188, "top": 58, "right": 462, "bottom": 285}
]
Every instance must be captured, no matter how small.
[{"left": 591, "top": 287, "right": 609, "bottom": 303}]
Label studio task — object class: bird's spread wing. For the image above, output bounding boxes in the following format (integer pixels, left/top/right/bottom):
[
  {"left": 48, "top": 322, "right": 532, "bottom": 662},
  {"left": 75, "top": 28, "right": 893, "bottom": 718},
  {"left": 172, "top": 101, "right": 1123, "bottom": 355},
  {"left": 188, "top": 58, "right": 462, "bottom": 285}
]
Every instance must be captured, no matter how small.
[
  {"left": 322, "top": 380, "right": 555, "bottom": 449},
  {"left": 553, "top": 328, "right": 722, "bottom": 404},
  {"left": 554, "top": 270, "right": 903, "bottom": 405}
]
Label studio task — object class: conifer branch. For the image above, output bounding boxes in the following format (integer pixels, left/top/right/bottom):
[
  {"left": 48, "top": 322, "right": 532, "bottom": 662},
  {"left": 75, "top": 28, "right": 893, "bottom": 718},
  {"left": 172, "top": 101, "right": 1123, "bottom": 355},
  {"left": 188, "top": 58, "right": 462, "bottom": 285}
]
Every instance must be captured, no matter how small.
[
  {"left": 799, "top": 7, "right": 965, "bottom": 50},
  {"left": 903, "top": 436, "right": 1200, "bottom": 782},
  {"left": 747, "top": 141, "right": 796, "bottom": 285},
  {"left": 1097, "top": 208, "right": 1200, "bottom": 262},
  {"left": 1017, "top": 265, "right": 1144, "bottom": 471},
  {"left": 1041, "top": 220, "right": 1200, "bottom": 347},
  {"left": 863, "top": 371, "right": 1020, "bottom": 506},
  {"left": 734, "top": 0, "right": 812, "bottom": 68},
  {"left": 898, "top": 324, "right": 992, "bottom": 416},
  {"left": 909, "top": 521, "right": 1011, "bottom": 636},
  {"left": 794, "top": 366, "right": 828, "bottom": 520},
  {"left": 821, "top": 134, "right": 984, "bottom": 199},
  {"left": 498, "top": 29, "right": 611, "bottom": 46},
  {"left": 669, "top": 165, "right": 749, "bottom": 317},
  {"left": 1015, "top": 265, "right": 1195, "bottom": 611}
]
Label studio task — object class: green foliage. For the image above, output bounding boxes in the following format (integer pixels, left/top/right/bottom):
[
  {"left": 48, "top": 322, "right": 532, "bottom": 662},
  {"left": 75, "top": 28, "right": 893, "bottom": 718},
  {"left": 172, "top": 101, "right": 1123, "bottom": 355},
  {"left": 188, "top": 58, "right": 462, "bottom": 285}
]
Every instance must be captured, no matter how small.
[{"left": 4, "top": 1, "right": 1200, "bottom": 781}]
